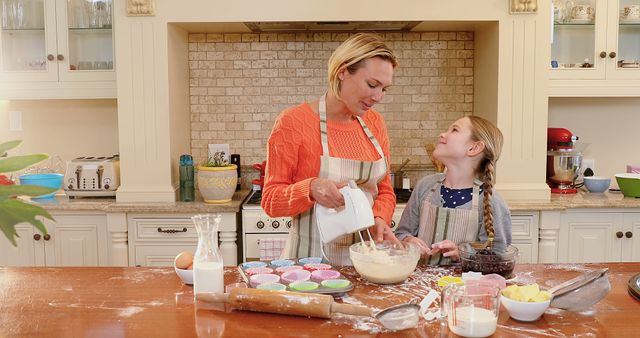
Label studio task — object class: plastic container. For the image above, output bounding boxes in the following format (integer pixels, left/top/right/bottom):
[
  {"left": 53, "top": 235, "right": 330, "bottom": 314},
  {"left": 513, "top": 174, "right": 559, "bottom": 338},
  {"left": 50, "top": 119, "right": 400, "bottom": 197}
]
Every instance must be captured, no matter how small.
[
  {"left": 18, "top": 173, "right": 63, "bottom": 199},
  {"left": 179, "top": 154, "right": 195, "bottom": 202}
]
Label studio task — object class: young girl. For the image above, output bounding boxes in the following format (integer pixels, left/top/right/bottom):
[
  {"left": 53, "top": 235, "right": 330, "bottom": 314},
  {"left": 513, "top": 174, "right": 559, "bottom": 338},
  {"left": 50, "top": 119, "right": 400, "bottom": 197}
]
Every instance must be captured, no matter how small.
[{"left": 394, "top": 115, "right": 512, "bottom": 265}]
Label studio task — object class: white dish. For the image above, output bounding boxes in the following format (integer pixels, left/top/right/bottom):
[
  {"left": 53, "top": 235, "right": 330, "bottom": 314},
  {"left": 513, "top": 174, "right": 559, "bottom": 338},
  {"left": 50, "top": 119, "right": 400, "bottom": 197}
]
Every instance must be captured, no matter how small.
[
  {"left": 620, "top": 17, "right": 640, "bottom": 24},
  {"left": 569, "top": 18, "right": 594, "bottom": 24}
]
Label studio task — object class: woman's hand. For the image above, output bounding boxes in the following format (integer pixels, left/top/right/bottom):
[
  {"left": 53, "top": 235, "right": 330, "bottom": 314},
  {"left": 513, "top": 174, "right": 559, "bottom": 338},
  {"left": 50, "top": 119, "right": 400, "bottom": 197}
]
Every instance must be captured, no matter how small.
[
  {"left": 310, "top": 178, "right": 346, "bottom": 208},
  {"left": 402, "top": 236, "right": 431, "bottom": 257},
  {"left": 372, "top": 217, "right": 399, "bottom": 244},
  {"left": 430, "top": 240, "right": 459, "bottom": 261}
]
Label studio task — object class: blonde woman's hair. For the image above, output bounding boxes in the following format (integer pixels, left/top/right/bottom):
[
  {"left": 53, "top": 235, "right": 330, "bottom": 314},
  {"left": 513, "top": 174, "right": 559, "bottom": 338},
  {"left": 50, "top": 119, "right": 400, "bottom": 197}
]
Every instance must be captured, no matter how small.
[
  {"left": 327, "top": 33, "right": 398, "bottom": 99},
  {"left": 467, "top": 115, "right": 504, "bottom": 244}
]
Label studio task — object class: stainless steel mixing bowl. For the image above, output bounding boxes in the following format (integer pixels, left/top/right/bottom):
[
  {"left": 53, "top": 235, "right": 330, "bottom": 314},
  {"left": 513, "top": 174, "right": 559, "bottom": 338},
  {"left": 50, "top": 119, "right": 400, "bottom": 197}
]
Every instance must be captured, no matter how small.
[{"left": 547, "top": 150, "right": 582, "bottom": 184}]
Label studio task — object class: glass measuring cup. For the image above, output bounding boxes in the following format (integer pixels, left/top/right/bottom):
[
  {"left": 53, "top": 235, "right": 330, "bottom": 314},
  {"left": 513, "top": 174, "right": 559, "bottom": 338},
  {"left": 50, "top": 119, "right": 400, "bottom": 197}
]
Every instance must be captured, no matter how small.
[{"left": 441, "top": 283, "right": 500, "bottom": 338}]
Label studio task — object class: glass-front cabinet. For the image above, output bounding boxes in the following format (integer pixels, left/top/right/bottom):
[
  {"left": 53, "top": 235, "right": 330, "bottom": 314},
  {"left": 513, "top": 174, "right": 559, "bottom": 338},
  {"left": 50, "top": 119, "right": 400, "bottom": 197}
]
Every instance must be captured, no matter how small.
[
  {"left": 550, "top": 0, "right": 640, "bottom": 96},
  {"left": 0, "top": 0, "right": 115, "bottom": 99}
]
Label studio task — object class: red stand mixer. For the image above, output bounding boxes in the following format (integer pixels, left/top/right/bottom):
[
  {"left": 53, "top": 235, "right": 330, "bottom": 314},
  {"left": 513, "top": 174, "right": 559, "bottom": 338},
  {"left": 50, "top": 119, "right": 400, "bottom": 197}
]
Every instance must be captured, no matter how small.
[{"left": 547, "top": 128, "right": 583, "bottom": 194}]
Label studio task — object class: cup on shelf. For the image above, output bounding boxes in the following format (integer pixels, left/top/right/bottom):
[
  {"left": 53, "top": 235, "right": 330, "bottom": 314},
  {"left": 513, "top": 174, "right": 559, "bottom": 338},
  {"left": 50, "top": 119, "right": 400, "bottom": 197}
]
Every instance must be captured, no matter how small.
[
  {"left": 94, "top": 61, "right": 109, "bottom": 70},
  {"left": 78, "top": 61, "right": 93, "bottom": 70}
]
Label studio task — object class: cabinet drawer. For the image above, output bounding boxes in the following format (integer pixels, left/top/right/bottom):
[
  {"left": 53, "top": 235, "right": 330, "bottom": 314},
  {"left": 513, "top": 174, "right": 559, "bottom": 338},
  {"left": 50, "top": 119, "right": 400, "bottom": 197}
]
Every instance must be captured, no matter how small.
[
  {"left": 134, "top": 244, "right": 197, "bottom": 267},
  {"left": 511, "top": 212, "right": 538, "bottom": 240},
  {"left": 132, "top": 218, "right": 197, "bottom": 242}
]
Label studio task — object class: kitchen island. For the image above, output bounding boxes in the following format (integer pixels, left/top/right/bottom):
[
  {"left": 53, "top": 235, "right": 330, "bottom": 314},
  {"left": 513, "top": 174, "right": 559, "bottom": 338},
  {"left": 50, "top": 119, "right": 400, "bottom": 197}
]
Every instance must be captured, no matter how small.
[{"left": 1, "top": 263, "right": 638, "bottom": 337}]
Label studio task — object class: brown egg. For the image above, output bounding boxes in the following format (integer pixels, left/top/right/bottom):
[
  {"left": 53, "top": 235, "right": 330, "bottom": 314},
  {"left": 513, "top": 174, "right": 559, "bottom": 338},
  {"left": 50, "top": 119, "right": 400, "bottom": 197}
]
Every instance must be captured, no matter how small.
[{"left": 174, "top": 251, "right": 193, "bottom": 269}]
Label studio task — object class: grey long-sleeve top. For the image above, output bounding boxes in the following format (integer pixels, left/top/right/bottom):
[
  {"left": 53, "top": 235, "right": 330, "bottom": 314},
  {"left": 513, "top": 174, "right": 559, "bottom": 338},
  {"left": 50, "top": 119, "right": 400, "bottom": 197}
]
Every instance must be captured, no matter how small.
[{"left": 394, "top": 173, "right": 512, "bottom": 246}]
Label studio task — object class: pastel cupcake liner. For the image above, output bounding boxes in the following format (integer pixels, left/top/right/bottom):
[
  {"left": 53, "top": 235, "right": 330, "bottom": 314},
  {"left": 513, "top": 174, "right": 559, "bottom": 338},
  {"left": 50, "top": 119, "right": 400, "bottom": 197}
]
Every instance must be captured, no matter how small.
[
  {"left": 275, "top": 265, "right": 303, "bottom": 273},
  {"left": 256, "top": 283, "right": 287, "bottom": 291},
  {"left": 298, "top": 257, "right": 323, "bottom": 265},
  {"left": 321, "top": 279, "right": 351, "bottom": 289},
  {"left": 303, "top": 263, "right": 332, "bottom": 272},
  {"left": 241, "top": 261, "right": 268, "bottom": 269},
  {"left": 289, "top": 281, "right": 319, "bottom": 291},
  {"left": 311, "top": 269, "right": 341, "bottom": 282},
  {"left": 245, "top": 267, "right": 274, "bottom": 276},
  {"left": 270, "top": 259, "right": 295, "bottom": 267},
  {"left": 281, "top": 269, "right": 311, "bottom": 284},
  {"left": 249, "top": 273, "right": 280, "bottom": 287}
]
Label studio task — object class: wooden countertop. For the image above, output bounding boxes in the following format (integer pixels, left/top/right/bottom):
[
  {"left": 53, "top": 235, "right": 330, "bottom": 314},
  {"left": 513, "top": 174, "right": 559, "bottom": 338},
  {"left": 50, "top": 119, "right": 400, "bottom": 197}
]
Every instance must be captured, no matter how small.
[{"left": 1, "top": 263, "right": 638, "bottom": 337}]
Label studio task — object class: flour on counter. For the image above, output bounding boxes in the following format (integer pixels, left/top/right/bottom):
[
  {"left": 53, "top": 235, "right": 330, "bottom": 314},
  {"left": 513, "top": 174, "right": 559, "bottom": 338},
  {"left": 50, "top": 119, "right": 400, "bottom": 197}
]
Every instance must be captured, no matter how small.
[{"left": 118, "top": 306, "right": 144, "bottom": 317}]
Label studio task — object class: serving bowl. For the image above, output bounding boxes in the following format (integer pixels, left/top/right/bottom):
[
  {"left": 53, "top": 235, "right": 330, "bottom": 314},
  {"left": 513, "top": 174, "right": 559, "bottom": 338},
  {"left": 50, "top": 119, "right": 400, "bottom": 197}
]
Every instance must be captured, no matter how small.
[
  {"left": 501, "top": 294, "right": 550, "bottom": 322},
  {"left": 615, "top": 173, "right": 640, "bottom": 197},
  {"left": 459, "top": 242, "right": 518, "bottom": 278},
  {"left": 583, "top": 176, "right": 611, "bottom": 193},
  {"left": 349, "top": 240, "right": 419, "bottom": 284},
  {"left": 175, "top": 267, "right": 193, "bottom": 285},
  {"left": 18, "top": 173, "right": 63, "bottom": 199}
]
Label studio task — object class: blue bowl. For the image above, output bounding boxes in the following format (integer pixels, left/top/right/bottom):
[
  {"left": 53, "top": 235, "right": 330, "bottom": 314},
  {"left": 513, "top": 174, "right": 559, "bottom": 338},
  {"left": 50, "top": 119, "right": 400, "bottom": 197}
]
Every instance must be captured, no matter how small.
[
  {"left": 18, "top": 173, "right": 64, "bottom": 199},
  {"left": 583, "top": 176, "right": 611, "bottom": 193}
]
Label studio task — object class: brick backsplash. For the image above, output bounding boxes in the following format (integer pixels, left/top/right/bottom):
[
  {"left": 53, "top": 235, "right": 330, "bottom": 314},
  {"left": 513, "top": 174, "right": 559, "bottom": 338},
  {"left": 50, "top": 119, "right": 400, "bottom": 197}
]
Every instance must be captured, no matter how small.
[{"left": 188, "top": 31, "right": 474, "bottom": 173}]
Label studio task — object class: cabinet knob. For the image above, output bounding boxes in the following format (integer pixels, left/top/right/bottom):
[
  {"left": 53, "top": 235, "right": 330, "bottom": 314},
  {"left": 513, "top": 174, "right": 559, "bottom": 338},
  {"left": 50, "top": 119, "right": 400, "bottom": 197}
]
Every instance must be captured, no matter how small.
[
  {"left": 616, "top": 231, "right": 624, "bottom": 238},
  {"left": 609, "top": 52, "right": 617, "bottom": 59},
  {"left": 256, "top": 221, "right": 264, "bottom": 229},
  {"left": 272, "top": 220, "right": 280, "bottom": 229},
  {"left": 57, "top": 54, "right": 64, "bottom": 61},
  {"left": 286, "top": 220, "right": 292, "bottom": 229},
  {"left": 33, "top": 234, "right": 41, "bottom": 241},
  {"left": 599, "top": 51, "right": 607, "bottom": 58},
  {"left": 43, "top": 234, "right": 51, "bottom": 241},
  {"left": 47, "top": 54, "right": 55, "bottom": 61},
  {"left": 626, "top": 231, "right": 633, "bottom": 239}
]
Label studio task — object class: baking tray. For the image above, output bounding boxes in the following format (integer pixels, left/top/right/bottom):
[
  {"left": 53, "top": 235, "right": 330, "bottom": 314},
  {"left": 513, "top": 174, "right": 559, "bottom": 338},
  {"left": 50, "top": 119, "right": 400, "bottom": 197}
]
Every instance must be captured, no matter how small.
[{"left": 237, "top": 258, "right": 354, "bottom": 296}]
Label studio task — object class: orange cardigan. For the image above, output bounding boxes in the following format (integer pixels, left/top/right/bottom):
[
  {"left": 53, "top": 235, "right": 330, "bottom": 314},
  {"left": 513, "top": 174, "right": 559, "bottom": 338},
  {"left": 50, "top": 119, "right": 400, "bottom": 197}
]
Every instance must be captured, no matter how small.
[{"left": 261, "top": 103, "right": 396, "bottom": 225}]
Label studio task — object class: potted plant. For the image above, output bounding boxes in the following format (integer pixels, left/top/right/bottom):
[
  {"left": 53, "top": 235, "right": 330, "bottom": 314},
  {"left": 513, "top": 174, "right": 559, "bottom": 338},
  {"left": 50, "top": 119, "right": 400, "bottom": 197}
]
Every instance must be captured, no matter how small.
[
  {"left": 197, "top": 151, "right": 238, "bottom": 203},
  {"left": 0, "top": 140, "right": 57, "bottom": 246}
]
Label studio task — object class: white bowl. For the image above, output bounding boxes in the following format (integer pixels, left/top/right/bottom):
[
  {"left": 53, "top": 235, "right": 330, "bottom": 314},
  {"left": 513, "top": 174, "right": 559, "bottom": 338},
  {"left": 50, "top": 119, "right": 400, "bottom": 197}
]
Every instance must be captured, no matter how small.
[
  {"left": 500, "top": 294, "right": 550, "bottom": 322},
  {"left": 583, "top": 176, "right": 611, "bottom": 193},
  {"left": 175, "top": 267, "right": 193, "bottom": 285},
  {"left": 349, "top": 240, "right": 419, "bottom": 284}
]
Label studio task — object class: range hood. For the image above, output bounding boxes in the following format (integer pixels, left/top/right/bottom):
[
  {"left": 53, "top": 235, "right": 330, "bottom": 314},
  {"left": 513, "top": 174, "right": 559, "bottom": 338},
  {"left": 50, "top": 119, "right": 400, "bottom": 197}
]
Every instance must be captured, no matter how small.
[{"left": 244, "top": 21, "right": 420, "bottom": 32}]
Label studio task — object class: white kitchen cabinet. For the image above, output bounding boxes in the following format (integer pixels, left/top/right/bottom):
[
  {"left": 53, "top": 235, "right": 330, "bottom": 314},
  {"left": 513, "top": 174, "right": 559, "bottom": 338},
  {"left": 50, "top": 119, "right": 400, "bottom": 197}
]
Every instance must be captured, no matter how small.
[
  {"left": 128, "top": 213, "right": 239, "bottom": 267},
  {"left": 0, "top": 213, "right": 108, "bottom": 266},
  {"left": 0, "top": 0, "right": 115, "bottom": 99},
  {"left": 541, "top": 209, "right": 640, "bottom": 263},
  {"left": 550, "top": 0, "right": 640, "bottom": 96},
  {"left": 510, "top": 211, "right": 539, "bottom": 264}
]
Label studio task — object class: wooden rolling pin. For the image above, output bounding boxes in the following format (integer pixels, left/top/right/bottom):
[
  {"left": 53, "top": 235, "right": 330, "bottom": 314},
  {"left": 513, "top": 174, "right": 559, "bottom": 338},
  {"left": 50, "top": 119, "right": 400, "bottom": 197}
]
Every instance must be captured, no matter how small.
[{"left": 197, "top": 288, "right": 373, "bottom": 319}]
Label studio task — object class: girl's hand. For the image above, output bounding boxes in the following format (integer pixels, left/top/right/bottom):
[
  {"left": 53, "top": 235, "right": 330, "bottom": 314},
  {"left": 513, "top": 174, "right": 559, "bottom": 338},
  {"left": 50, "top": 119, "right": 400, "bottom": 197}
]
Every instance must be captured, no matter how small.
[
  {"left": 430, "top": 240, "right": 459, "bottom": 261},
  {"left": 403, "top": 236, "right": 431, "bottom": 257},
  {"left": 310, "top": 178, "right": 346, "bottom": 208},
  {"left": 373, "top": 217, "right": 399, "bottom": 244}
]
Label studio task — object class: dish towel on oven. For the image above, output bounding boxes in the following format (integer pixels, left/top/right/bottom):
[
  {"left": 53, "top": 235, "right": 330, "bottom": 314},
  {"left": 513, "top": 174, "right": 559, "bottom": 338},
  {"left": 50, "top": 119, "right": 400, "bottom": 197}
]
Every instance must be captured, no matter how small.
[{"left": 259, "top": 238, "right": 287, "bottom": 261}]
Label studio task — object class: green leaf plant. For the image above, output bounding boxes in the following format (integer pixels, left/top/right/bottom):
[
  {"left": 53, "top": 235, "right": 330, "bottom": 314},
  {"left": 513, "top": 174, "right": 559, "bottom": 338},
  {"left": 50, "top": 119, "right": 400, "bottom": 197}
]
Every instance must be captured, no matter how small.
[{"left": 0, "top": 140, "right": 56, "bottom": 246}]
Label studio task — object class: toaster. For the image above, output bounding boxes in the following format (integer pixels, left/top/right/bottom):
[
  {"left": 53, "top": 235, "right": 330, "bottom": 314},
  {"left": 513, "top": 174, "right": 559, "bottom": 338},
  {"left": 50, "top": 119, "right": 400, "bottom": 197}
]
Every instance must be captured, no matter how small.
[{"left": 64, "top": 155, "right": 120, "bottom": 198}]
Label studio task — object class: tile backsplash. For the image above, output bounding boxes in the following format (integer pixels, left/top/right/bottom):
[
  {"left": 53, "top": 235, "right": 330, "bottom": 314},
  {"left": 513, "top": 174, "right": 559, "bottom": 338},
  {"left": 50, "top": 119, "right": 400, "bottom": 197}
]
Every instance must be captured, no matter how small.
[{"left": 188, "top": 31, "right": 474, "bottom": 171}]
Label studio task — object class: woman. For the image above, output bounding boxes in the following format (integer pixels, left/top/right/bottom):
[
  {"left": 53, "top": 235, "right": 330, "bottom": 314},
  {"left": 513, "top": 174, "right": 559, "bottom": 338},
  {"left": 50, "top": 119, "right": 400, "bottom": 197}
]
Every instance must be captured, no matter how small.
[
  {"left": 261, "top": 33, "right": 398, "bottom": 265},
  {"left": 394, "top": 116, "right": 512, "bottom": 265}
]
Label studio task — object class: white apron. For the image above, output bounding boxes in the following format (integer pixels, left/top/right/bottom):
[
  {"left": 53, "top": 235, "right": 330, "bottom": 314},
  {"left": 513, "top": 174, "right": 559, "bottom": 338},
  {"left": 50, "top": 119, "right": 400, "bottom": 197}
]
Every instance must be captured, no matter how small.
[
  {"left": 280, "top": 94, "right": 388, "bottom": 266},
  {"left": 417, "top": 177, "right": 482, "bottom": 265}
]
